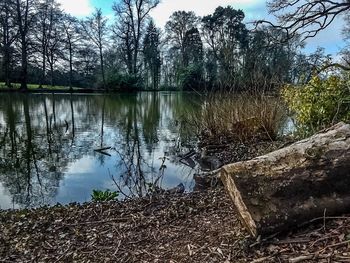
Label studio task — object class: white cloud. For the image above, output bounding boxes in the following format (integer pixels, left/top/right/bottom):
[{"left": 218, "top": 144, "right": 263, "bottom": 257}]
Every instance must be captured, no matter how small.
[
  {"left": 57, "top": 0, "right": 93, "bottom": 17},
  {"left": 150, "top": 0, "right": 265, "bottom": 28}
]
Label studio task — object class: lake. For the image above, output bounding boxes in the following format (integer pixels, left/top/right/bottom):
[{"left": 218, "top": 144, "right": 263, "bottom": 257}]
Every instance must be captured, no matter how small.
[{"left": 0, "top": 92, "right": 202, "bottom": 209}]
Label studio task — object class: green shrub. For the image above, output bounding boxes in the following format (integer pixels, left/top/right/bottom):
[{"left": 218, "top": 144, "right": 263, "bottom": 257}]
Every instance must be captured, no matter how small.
[
  {"left": 178, "top": 65, "right": 204, "bottom": 90},
  {"left": 104, "top": 72, "right": 141, "bottom": 91},
  {"left": 282, "top": 75, "right": 350, "bottom": 136},
  {"left": 91, "top": 189, "right": 119, "bottom": 202}
]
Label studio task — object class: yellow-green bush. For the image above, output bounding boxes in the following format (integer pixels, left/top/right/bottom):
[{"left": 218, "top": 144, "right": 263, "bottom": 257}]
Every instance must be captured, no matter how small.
[{"left": 282, "top": 75, "right": 350, "bottom": 136}]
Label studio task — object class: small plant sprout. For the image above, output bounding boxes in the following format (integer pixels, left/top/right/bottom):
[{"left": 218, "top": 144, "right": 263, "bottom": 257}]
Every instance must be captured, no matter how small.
[{"left": 91, "top": 189, "right": 119, "bottom": 202}]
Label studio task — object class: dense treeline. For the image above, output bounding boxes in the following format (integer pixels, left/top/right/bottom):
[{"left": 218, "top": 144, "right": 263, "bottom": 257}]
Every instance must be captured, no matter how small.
[{"left": 0, "top": 0, "right": 329, "bottom": 91}]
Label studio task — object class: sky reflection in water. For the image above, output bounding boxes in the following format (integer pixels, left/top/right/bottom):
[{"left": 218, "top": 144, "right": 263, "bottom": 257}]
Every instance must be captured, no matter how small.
[{"left": 0, "top": 92, "right": 200, "bottom": 209}]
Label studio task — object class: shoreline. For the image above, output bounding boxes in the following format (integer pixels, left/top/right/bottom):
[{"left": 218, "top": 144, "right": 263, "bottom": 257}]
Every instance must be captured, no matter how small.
[
  {"left": 1, "top": 106, "right": 349, "bottom": 262},
  {"left": 0, "top": 88, "right": 184, "bottom": 94},
  {"left": 1, "top": 189, "right": 349, "bottom": 262}
]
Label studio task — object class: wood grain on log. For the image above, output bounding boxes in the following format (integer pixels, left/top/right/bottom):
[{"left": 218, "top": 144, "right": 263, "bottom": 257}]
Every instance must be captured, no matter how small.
[{"left": 220, "top": 122, "right": 350, "bottom": 237}]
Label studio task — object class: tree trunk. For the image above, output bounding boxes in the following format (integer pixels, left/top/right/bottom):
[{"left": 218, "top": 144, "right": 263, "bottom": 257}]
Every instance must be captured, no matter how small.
[
  {"left": 19, "top": 36, "right": 28, "bottom": 91},
  {"left": 49, "top": 54, "right": 54, "bottom": 87},
  {"left": 99, "top": 46, "right": 106, "bottom": 89},
  {"left": 220, "top": 122, "right": 350, "bottom": 237},
  {"left": 50, "top": 65, "right": 54, "bottom": 87},
  {"left": 2, "top": 2, "right": 12, "bottom": 88},
  {"left": 16, "top": 0, "right": 30, "bottom": 92},
  {"left": 69, "top": 43, "right": 73, "bottom": 90},
  {"left": 3, "top": 46, "right": 11, "bottom": 88},
  {"left": 40, "top": 43, "right": 46, "bottom": 88}
]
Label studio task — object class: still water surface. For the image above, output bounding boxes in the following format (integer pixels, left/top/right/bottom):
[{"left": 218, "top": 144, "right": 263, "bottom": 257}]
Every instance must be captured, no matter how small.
[{"left": 0, "top": 92, "right": 201, "bottom": 209}]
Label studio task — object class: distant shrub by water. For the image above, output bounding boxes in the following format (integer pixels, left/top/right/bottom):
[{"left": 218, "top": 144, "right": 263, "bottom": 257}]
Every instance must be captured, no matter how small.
[{"left": 102, "top": 72, "right": 141, "bottom": 91}]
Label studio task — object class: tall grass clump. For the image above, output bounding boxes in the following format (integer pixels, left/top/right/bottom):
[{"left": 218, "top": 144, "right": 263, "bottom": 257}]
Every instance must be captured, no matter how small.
[{"left": 186, "top": 92, "right": 287, "bottom": 144}]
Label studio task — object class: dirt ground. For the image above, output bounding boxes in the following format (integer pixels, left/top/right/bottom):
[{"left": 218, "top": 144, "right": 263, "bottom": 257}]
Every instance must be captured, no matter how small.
[{"left": 1, "top": 188, "right": 350, "bottom": 263}]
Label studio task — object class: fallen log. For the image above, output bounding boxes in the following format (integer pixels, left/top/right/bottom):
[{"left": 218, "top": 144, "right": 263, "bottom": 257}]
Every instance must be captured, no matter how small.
[{"left": 220, "top": 122, "right": 350, "bottom": 237}]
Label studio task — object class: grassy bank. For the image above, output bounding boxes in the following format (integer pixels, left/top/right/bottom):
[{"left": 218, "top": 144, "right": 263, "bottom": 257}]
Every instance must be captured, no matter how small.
[
  {"left": 0, "top": 83, "right": 96, "bottom": 94},
  {"left": 0, "top": 83, "right": 177, "bottom": 93},
  {"left": 0, "top": 82, "right": 80, "bottom": 90}
]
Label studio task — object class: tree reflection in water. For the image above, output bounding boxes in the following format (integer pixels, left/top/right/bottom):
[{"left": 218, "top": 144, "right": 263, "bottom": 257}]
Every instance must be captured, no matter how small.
[{"left": 0, "top": 92, "right": 201, "bottom": 209}]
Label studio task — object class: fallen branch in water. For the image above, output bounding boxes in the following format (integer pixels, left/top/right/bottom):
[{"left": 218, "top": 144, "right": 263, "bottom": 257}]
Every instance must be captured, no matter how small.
[
  {"left": 179, "top": 150, "right": 196, "bottom": 161},
  {"left": 94, "top": 147, "right": 112, "bottom": 156},
  {"left": 94, "top": 147, "right": 112, "bottom": 152}
]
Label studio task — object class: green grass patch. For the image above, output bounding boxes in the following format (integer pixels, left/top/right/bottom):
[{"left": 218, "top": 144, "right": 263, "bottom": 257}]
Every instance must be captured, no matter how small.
[{"left": 0, "top": 82, "right": 81, "bottom": 90}]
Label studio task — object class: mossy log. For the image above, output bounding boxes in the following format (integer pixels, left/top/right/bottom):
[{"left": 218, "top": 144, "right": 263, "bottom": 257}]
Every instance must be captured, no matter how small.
[{"left": 220, "top": 122, "right": 350, "bottom": 237}]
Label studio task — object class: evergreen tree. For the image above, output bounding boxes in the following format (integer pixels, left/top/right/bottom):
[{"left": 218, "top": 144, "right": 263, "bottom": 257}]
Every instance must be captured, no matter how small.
[
  {"left": 183, "top": 27, "right": 203, "bottom": 67},
  {"left": 202, "top": 6, "right": 248, "bottom": 90},
  {"left": 143, "top": 20, "right": 161, "bottom": 90}
]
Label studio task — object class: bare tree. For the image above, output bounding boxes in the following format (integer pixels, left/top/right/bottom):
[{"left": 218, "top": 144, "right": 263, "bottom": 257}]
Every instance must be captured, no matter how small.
[
  {"left": 81, "top": 8, "right": 108, "bottom": 89},
  {"left": 0, "top": 0, "right": 17, "bottom": 88},
  {"left": 62, "top": 14, "right": 80, "bottom": 90},
  {"left": 113, "top": 13, "right": 134, "bottom": 74},
  {"left": 258, "top": 0, "right": 350, "bottom": 41},
  {"left": 254, "top": 0, "right": 350, "bottom": 73},
  {"left": 14, "top": 0, "right": 36, "bottom": 91},
  {"left": 35, "top": 0, "right": 62, "bottom": 88},
  {"left": 113, "top": 0, "right": 160, "bottom": 76},
  {"left": 46, "top": 16, "right": 63, "bottom": 87},
  {"left": 165, "top": 11, "right": 199, "bottom": 65}
]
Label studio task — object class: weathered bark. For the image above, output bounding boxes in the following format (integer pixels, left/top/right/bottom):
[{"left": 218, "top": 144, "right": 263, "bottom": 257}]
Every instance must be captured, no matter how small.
[{"left": 220, "top": 122, "right": 350, "bottom": 237}]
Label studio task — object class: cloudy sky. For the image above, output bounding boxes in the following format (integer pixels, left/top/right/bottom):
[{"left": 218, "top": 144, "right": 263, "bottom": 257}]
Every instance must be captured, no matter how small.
[{"left": 57, "top": 0, "right": 346, "bottom": 55}]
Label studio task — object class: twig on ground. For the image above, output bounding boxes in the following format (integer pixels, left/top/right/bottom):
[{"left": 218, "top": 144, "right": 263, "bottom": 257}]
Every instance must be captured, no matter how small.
[{"left": 289, "top": 253, "right": 331, "bottom": 263}]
